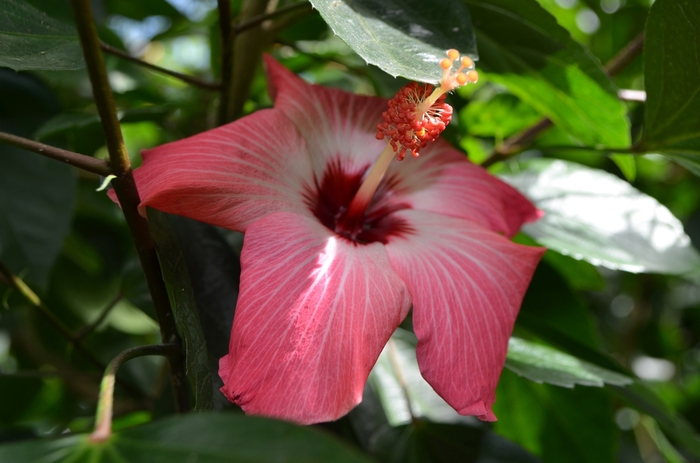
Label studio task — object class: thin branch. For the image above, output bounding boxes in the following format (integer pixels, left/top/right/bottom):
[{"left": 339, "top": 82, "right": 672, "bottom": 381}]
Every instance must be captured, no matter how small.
[
  {"left": 234, "top": 1, "right": 312, "bottom": 34},
  {"left": 74, "top": 291, "right": 123, "bottom": 341},
  {"left": 481, "top": 119, "right": 553, "bottom": 168},
  {"left": 90, "top": 344, "right": 178, "bottom": 442},
  {"left": 605, "top": 32, "right": 645, "bottom": 77},
  {"left": 0, "top": 131, "right": 112, "bottom": 176},
  {"left": 0, "top": 261, "right": 146, "bottom": 400},
  {"left": 71, "top": 0, "right": 190, "bottom": 413},
  {"left": 101, "top": 42, "right": 221, "bottom": 91},
  {"left": 217, "top": 0, "right": 234, "bottom": 126},
  {"left": 479, "top": 32, "right": 646, "bottom": 167}
]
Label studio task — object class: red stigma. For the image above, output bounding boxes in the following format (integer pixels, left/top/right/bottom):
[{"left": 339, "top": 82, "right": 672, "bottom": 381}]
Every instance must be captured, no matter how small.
[{"left": 375, "top": 82, "right": 453, "bottom": 161}]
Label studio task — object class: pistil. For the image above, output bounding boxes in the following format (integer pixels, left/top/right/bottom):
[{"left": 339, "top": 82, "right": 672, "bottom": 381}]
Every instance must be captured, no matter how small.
[{"left": 338, "top": 49, "right": 478, "bottom": 237}]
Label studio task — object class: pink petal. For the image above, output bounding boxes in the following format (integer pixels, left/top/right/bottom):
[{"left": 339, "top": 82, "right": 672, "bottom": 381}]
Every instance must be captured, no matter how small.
[
  {"left": 264, "top": 55, "right": 387, "bottom": 177},
  {"left": 130, "top": 109, "right": 314, "bottom": 232},
  {"left": 384, "top": 210, "right": 544, "bottom": 420},
  {"left": 220, "top": 212, "right": 411, "bottom": 424},
  {"left": 385, "top": 140, "right": 541, "bottom": 237}
]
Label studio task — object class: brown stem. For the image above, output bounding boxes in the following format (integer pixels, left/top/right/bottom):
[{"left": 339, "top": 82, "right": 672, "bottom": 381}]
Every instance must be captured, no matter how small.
[
  {"left": 605, "top": 31, "right": 645, "bottom": 77},
  {"left": 481, "top": 119, "right": 553, "bottom": 168},
  {"left": 217, "top": 0, "right": 234, "bottom": 126},
  {"left": 234, "top": 1, "right": 311, "bottom": 34},
  {"left": 0, "top": 261, "right": 146, "bottom": 401},
  {"left": 479, "top": 32, "right": 645, "bottom": 167},
  {"left": 100, "top": 42, "right": 221, "bottom": 91},
  {"left": 70, "top": 0, "right": 190, "bottom": 413},
  {"left": 0, "top": 131, "right": 112, "bottom": 176},
  {"left": 91, "top": 344, "right": 178, "bottom": 442}
]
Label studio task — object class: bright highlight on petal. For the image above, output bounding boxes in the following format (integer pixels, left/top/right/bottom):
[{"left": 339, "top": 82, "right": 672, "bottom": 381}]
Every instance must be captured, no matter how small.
[{"left": 220, "top": 212, "right": 411, "bottom": 424}]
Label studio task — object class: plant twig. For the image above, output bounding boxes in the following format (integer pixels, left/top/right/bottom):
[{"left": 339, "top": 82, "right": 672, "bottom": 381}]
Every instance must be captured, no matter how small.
[
  {"left": 74, "top": 291, "right": 123, "bottom": 341},
  {"left": 0, "top": 261, "right": 146, "bottom": 400},
  {"left": 100, "top": 42, "right": 221, "bottom": 91},
  {"left": 70, "top": 0, "right": 190, "bottom": 413},
  {"left": 234, "top": 1, "right": 312, "bottom": 34},
  {"left": 217, "top": 0, "right": 234, "bottom": 126},
  {"left": 90, "top": 344, "right": 178, "bottom": 442},
  {"left": 605, "top": 32, "right": 644, "bottom": 77},
  {"left": 479, "top": 32, "right": 646, "bottom": 167},
  {"left": 0, "top": 131, "right": 112, "bottom": 176}
]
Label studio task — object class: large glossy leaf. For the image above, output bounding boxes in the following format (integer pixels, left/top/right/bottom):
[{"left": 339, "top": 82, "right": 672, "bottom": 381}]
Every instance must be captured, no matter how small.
[
  {"left": 501, "top": 159, "right": 700, "bottom": 274},
  {"left": 505, "top": 338, "right": 632, "bottom": 388},
  {"left": 493, "top": 370, "right": 617, "bottom": 463},
  {"left": 465, "top": 0, "right": 630, "bottom": 149},
  {"left": 0, "top": 0, "right": 84, "bottom": 71},
  {"left": 308, "top": 0, "right": 477, "bottom": 83},
  {"left": 147, "top": 210, "right": 213, "bottom": 411},
  {"left": 167, "top": 215, "right": 241, "bottom": 408},
  {"left": 0, "top": 70, "right": 74, "bottom": 291},
  {"left": 0, "top": 412, "right": 375, "bottom": 462},
  {"left": 636, "top": 0, "right": 700, "bottom": 174}
]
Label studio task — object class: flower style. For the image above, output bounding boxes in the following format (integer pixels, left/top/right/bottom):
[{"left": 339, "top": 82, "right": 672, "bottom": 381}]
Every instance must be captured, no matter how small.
[{"left": 128, "top": 53, "right": 544, "bottom": 424}]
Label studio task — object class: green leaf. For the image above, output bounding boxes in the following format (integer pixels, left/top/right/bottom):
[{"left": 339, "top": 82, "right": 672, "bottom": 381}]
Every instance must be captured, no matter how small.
[
  {"left": 465, "top": 0, "right": 630, "bottom": 148},
  {"left": 0, "top": 412, "right": 376, "bottom": 462},
  {"left": 505, "top": 338, "right": 632, "bottom": 388},
  {"left": 516, "top": 320, "right": 700, "bottom": 459},
  {"left": 501, "top": 158, "right": 700, "bottom": 274},
  {"left": 308, "top": 0, "right": 477, "bottom": 83},
  {"left": 637, "top": 0, "right": 700, "bottom": 173},
  {"left": 0, "top": 70, "right": 74, "bottom": 290},
  {"left": 371, "top": 421, "right": 541, "bottom": 463},
  {"left": 0, "top": 0, "right": 84, "bottom": 71},
  {"left": 147, "top": 209, "right": 213, "bottom": 411},
  {"left": 610, "top": 153, "right": 637, "bottom": 182},
  {"left": 460, "top": 93, "right": 541, "bottom": 140},
  {"left": 493, "top": 370, "right": 617, "bottom": 463},
  {"left": 369, "top": 329, "right": 466, "bottom": 427},
  {"left": 167, "top": 216, "right": 240, "bottom": 365}
]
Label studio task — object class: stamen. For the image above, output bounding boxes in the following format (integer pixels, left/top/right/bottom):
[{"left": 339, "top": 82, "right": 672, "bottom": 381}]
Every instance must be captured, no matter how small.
[
  {"left": 376, "top": 49, "right": 478, "bottom": 161},
  {"left": 338, "top": 49, "right": 479, "bottom": 237}
]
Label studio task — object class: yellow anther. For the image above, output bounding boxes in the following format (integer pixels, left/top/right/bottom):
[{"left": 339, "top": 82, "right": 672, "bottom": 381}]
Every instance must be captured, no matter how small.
[
  {"left": 456, "top": 73, "right": 468, "bottom": 85},
  {"left": 440, "top": 58, "right": 452, "bottom": 70},
  {"left": 461, "top": 56, "right": 474, "bottom": 68},
  {"left": 466, "top": 70, "right": 479, "bottom": 83},
  {"left": 447, "top": 49, "right": 460, "bottom": 61}
]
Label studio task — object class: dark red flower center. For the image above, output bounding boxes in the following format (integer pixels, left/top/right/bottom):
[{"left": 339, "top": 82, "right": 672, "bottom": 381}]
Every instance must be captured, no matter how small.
[{"left": 305, "top": 159, "right": 412, "bottom": 244}]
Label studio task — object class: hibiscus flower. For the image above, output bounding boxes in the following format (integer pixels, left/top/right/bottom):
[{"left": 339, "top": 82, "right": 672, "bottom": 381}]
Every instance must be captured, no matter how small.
[{"left": 128, "top": 53, "right": 544, "bottom": 424}]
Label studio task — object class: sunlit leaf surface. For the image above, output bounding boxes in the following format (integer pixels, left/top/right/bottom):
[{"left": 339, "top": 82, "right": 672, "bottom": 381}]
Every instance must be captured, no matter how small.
[
  {"left": 505, "top": 338, "right": 632, "bottom": 388},
  {"left": 309, "top": 0, "right": 477, "bottom": 83},
  {"left": 502, "top": 159, "right": 700, "bottom": 274}
]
